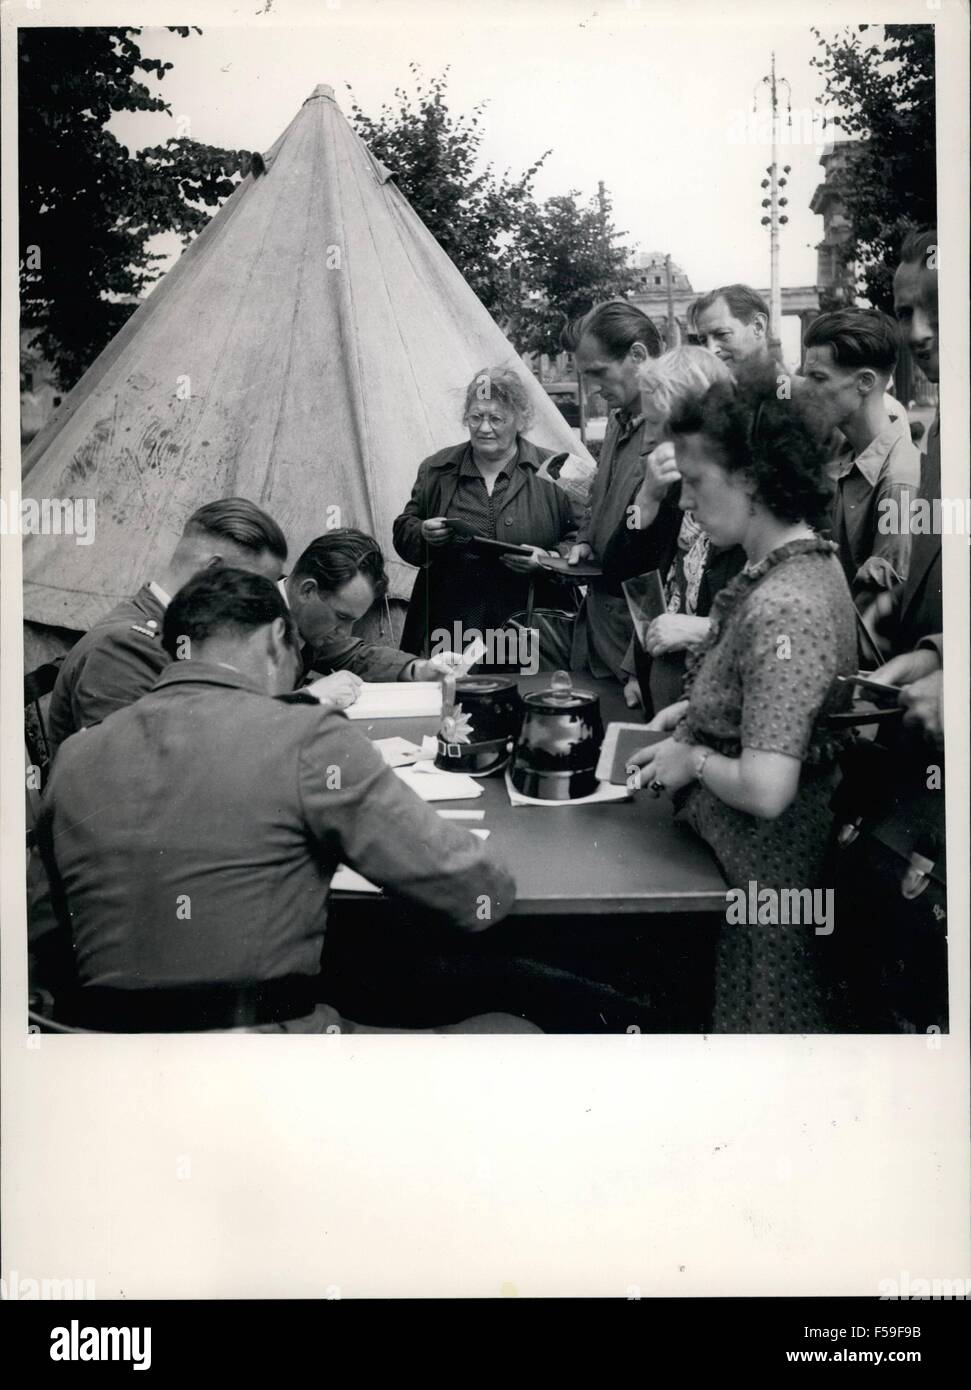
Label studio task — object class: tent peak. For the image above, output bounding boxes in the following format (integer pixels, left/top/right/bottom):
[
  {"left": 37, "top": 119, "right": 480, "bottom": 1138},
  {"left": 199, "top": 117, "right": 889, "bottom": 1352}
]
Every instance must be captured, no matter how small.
[{"left": 305, "top": 84, "right": 337, "bottom": 104}]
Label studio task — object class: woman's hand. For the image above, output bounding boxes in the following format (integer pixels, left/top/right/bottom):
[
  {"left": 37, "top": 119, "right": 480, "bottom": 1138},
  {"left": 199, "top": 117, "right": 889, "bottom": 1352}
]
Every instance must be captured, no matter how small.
[
  {"left": 645, "top": 698, "right": 689, "bottom": 733},
  {"left": 645, "top": 614, "right": 711, "bottom": 657},
  {"left": 626, "top": 441, "right": 680, "bottom": 528},
  {"left": 627, "top": 737, "right": 699, "bottom": 796},
  {"left": 499, "top": 545, "right": 550, "bottom": 574},
  {"left": 421, "top": 516, "right": 455, "bottom": 547}
]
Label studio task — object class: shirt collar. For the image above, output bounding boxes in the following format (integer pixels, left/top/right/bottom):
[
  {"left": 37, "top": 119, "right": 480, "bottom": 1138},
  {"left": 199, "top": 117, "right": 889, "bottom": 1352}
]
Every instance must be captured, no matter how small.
[
  {"left": 278, "top": 576, "right": 292, "bottom": 608},
  {"left": 153, "top": 660, "right": 269, "bottom": 697},
  {"left": 834, "top": 422, "right": 904, "bottom": 486},
  {"left": 614, "top": 407, "right": 645, "bottom": 442},
  {"left": 461, "top": 439, "right": 533, "bottom": 477},
  {"left": 147, "top": 580, "right": 173, "bottom": 608}
]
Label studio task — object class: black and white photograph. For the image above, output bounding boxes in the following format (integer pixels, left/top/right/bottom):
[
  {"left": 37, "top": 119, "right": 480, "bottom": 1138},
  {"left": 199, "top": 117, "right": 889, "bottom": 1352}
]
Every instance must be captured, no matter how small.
[{"left": 2, "top": 0, "right": 968, "bottom": 1329}]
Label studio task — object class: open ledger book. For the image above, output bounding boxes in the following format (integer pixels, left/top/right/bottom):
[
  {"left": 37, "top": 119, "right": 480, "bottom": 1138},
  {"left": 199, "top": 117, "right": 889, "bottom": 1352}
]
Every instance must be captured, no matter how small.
[{"left": 305, "top": 678, "right": 443, "bottom": 721}]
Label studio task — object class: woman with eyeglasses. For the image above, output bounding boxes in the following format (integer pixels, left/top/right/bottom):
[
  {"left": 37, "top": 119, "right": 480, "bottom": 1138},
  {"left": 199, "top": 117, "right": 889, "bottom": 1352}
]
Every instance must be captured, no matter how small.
[
  {"left": 393, "top": 366, "right": 579, "bottom": 663},
  {"left": 628, "top": 369, "right": 857, "bottom": 1032}
]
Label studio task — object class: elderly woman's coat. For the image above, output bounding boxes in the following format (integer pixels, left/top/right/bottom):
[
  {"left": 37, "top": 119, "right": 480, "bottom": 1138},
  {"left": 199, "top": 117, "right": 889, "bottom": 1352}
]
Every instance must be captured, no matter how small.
[{"left": 393, "top": 437, "right": 579, "bottom": 657}]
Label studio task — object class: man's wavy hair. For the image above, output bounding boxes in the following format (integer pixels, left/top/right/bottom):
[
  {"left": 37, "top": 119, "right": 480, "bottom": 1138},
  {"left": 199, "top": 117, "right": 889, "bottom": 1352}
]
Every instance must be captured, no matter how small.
[
  {"left": 291, "top": 528, "right": 388, "bottom": 598},
  {"left": 668, "top": 367, "right": 833, "bottom": 529}
]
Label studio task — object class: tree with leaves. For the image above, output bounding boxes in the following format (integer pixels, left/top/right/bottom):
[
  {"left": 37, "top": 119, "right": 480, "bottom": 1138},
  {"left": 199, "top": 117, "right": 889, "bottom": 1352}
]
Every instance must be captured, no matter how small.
[
  {"left": 347, "top": 68, "right": 637, "bottom": 351},
  {"left": 346, "top": 66, "right": 547, "bottom": 319},
  {"left": 19, "top": 26, "right": 250, "bottom": 389},
  {"left": 509, "top": 188, "right": 638, "bottom": 356},
  {"left": 811, "top": 23, "right": 936, "bottom": 312}
]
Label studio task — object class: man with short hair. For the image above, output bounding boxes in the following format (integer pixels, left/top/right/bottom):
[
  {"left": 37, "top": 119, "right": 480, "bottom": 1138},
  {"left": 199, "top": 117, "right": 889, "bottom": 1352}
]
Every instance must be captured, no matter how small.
[
  {"left": 281, "top": 529, "right": 459, "bottom": 710},
  {"left": 832, "top": 229, "right": 945, "bottom": 1032},
  {"left": 38, "top": 568, "right": 534, "bottom": 1034},
  {"left": 800, "top": 307, "right": 920, "bottom": 607},
  {"left": 688, "top": 284, "right": 774, "bottom": 373},
  {"left": 47, "top": 497, "right": 288, "bottom": 754},
  {"left": 875, "top": 228, "right": 943, "bottom": 730},
  {"left": 564, "top": 300, "right": 663, "bottom": 688}
]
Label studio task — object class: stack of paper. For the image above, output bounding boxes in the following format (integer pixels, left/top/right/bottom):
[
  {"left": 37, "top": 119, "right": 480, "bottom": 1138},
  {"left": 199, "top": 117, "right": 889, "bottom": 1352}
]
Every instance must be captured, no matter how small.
[
  {"left": 372, "top": 736, "right": 424, "bottom": 767},
  {"left": 393, "top": 764, "right": 483, "bottom": 802},
  {"left": 305, "top": 678, "right": 443, "bottom": 721}
]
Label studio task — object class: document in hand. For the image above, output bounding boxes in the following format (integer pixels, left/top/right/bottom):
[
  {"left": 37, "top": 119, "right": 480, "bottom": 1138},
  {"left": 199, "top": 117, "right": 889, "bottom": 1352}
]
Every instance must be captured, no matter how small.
[
  {"left": 622, "top": 571, "right": 666, "bottom": 649},
  {"left": 306, "top": 680, "right": 443, "bottom": 720},
  {"left": 596, "top": 723, "right": 667, "bottom": 785}
]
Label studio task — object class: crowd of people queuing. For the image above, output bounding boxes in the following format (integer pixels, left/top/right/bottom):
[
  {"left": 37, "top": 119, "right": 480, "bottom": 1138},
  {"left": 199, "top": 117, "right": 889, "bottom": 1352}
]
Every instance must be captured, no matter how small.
[{"left": 28, "top": 229, "right": 947, "bottom": 1035}]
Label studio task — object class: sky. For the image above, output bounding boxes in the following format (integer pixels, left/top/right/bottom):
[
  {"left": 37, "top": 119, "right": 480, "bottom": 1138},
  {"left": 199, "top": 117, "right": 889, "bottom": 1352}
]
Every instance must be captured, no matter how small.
[{"left": 102, "top": 1, "right": 860, "bottom": 303}]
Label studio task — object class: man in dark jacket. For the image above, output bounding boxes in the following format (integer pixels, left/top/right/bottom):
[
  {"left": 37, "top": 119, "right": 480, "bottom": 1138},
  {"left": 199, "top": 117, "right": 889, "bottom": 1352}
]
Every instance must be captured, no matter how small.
[
  {"left": 286, "top": 528, "right": 460, "bottom": 686},
  {"left": 47, "top": 497, "right": 288, "bottom": 755},
  {"left": 38, "top": 568, "right": 534, "bottom": 1034},
  {"left": 563, "top": 301, "right": 664, "bottom": 689},
  {"left": 832, "top": 228, "right": 946, "bottom": 1032}
]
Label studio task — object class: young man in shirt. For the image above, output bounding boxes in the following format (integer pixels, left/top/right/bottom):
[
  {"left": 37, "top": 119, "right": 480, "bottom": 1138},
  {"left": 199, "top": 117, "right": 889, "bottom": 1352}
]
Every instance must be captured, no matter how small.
[{"left": 800, "top": 307, "right": 920, "bottom": 608}]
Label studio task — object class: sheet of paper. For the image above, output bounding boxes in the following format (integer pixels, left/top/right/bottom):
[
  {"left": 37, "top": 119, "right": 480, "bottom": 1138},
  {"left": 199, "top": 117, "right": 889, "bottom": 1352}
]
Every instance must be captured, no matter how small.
[
  {"left": 372, "top": 736, "right": 423, "bottom": 767},
  {"left": 337, "top": 681, "right": 443, "bottom": 721},
  {"left": 622, "top": 570, "right": 667, "bottom": 648},
  {"left": 394, "top": 765, "right": 483, "bottom": 801},
  {"left": 332, "top": 829, "right": 490, "bottom": 895}
]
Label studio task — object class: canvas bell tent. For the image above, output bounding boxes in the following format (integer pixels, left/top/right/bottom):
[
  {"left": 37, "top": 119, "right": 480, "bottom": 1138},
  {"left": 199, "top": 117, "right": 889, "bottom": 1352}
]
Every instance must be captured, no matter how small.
[{"left": 21, "top": 83, "right": 593, "bottom": 646}]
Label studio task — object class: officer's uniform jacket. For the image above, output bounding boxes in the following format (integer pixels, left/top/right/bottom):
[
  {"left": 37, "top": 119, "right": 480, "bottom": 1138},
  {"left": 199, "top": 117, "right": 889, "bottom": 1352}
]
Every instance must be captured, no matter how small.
[{"left": 39, "top": 662, "right": 516, "bottom": 987}]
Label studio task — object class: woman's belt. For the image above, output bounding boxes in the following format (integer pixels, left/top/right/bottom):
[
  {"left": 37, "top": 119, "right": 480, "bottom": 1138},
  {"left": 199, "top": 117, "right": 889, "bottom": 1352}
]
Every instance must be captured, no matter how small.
[{"left": 59, "top": 974, "right": 321, "bottom": 1033}]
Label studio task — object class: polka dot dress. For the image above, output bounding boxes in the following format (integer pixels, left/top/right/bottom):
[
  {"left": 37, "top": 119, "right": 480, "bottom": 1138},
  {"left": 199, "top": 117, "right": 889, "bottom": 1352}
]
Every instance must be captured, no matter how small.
[{"left": 672, "top": 539, "right": 858, "bottom": 1032}]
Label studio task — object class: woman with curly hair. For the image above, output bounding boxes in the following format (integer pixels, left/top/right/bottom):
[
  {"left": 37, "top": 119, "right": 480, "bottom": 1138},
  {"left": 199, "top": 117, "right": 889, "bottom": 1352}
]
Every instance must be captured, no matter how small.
[{"left": 629, "top": 370, "right": 857, "bottom": 1032}]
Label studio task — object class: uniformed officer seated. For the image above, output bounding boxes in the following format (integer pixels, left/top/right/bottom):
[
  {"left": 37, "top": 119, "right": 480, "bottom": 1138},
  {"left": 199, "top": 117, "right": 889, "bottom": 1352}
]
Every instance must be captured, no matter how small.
[
  {"left": 47, "top": 497, "right": 288, "bottom": 757},
  {"left": 37, "top": 567, "right": 539, "bottom": 1034}
]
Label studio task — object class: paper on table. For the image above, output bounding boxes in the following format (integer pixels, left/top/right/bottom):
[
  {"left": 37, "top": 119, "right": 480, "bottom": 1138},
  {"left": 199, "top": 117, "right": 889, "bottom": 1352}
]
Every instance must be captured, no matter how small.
[
  {"left": 334, "top": 681, "right": 443, "bottom": 721},
  {"left": 372, "top": 736, "right": 424, "bottom": 767},
  {"left": 504, "top": 769, "right": 631, "bottom": 807},
  {"left": 332, "top": 829, "right": 490, "bottom": 894},
  {"left": 394, "top": 764, "right": 483, "bottom": 801}
]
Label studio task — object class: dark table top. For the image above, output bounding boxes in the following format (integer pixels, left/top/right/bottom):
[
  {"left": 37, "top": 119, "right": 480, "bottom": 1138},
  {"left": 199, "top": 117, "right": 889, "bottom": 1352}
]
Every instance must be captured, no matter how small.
[{"left": 336, "top": 672, "right": 728, "bottom": 915}]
